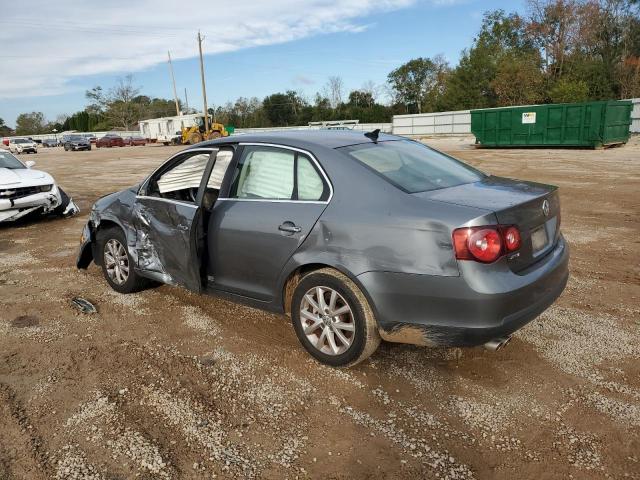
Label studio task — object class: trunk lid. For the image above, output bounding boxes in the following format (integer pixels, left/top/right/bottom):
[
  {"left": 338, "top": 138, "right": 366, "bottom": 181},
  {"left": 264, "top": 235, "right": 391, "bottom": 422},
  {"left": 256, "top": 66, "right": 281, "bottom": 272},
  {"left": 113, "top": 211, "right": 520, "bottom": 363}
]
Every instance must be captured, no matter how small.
[{"left": 415, "top": 176, "right": 561, "bottom": 272}]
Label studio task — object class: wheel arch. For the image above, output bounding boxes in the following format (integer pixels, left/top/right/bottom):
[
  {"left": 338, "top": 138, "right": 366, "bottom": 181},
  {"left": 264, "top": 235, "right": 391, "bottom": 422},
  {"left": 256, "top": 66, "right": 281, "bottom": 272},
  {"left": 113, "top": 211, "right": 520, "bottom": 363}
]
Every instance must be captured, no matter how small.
[
  {"left": 92, "top": 218, "right": 129, "bottom": 266},
  {"left": 280, "top": 262, "right": 381, "bottom": 325}
]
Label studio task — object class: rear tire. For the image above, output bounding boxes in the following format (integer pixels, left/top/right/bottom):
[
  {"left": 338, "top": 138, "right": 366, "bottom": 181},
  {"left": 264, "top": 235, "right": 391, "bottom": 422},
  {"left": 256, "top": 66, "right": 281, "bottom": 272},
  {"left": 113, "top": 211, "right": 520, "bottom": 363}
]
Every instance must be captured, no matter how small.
[
  {"left": 291, "top": 268, "right": 380, "bottom": 367},
  {"left": 97, "top": 227, "right": 150, "bottom": 294}
]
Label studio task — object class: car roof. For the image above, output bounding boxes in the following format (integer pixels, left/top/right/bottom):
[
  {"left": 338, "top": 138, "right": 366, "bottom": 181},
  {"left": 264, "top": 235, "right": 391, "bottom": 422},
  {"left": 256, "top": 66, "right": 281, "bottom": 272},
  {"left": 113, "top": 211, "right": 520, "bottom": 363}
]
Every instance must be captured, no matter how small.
[{"left": 194, "top": 129, "right": 402, "bottom": 151}]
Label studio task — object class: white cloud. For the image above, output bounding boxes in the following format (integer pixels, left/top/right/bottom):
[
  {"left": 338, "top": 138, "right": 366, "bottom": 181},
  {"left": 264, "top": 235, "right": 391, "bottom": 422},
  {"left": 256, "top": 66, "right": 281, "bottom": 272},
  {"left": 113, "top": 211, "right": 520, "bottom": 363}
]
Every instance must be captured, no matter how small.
[{"left": 0, "top": 0, "right": 419, "bottom": 100}]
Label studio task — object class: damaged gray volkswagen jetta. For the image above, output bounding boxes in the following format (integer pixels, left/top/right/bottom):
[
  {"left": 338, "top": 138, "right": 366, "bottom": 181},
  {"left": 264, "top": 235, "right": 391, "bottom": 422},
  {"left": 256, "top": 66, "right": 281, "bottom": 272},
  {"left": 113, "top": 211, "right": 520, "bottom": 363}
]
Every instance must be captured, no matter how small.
[{"left": 77, "top": 130, "right": 569, "bottom": 367}]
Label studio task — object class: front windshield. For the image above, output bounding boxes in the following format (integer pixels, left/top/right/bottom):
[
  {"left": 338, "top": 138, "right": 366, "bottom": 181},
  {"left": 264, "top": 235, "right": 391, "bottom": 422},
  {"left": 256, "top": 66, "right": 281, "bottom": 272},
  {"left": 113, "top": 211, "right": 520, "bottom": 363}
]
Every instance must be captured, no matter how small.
[
  {"left": 14, "top": 139, "right": 28, "bottom": 144},
  {"left": 0, "top": 151, "right": 25, "bottom": 169},
  {"left": 340, "top": 140, "right": 485, "bottom": 193},
  {"left": 69, "top": 135, "right": 83, "bottom": 140}
]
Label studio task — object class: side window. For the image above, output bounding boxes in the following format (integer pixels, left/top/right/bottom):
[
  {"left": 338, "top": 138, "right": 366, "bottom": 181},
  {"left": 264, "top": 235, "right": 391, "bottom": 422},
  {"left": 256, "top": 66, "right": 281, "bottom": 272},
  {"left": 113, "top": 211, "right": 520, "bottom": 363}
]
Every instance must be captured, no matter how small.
[
  {"left": 231, "top": 147, "right": 295, "bottom": 200},
  {"left": 149, "top": 151, "right": 211, "bottom": 203},
  {"left": 297, "top": 155, "right": 325, "bottom": 201},
  {"left": 207, "top": 149, "right": 234, "bottom": 189},
  {"left": 229, "top": 146, "right": 330, "bottom": 201},
  {"left": 201, "top": 148, "right": 234, "bottom": 210}
]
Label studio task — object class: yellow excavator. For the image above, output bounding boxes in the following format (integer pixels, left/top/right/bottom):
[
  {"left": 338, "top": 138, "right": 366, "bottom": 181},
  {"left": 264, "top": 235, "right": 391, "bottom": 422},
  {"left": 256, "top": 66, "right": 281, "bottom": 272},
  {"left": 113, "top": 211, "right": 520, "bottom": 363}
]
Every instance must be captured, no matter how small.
[{"left": 181, "top": 114, "right": 229, "bottom": 145}]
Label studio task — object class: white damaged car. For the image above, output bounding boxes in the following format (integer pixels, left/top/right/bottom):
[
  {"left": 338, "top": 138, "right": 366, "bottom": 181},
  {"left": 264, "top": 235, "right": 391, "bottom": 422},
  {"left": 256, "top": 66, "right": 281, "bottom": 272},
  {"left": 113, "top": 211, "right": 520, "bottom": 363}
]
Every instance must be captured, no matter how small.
[{"left": 0, "top": 149, "right": 79, "bottom": 222}]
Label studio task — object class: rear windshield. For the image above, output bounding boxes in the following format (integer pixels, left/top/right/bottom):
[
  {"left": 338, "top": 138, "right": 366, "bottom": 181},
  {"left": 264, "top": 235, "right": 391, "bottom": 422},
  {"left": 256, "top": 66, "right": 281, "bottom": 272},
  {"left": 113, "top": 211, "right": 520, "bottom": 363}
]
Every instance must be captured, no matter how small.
[
  {"left": 340, "top": 140, "right": 485, "bottom": 193},
  {"left": 0, "top": 151, "right": 25, "bottom": 169}
]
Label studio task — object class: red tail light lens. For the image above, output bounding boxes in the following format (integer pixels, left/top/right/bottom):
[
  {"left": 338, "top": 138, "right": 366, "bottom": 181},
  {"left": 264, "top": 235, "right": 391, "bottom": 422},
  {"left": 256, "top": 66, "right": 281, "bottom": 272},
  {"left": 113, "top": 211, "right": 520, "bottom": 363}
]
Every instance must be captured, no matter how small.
[
  {"left": 467, "top": 228, "right": 502, "bottom": 262},
  {"left": 503, "top": 226, "right": 521, "bottom": 251},
  {"left": 452, "top": 225, "right": 521, "bottom": 263}
]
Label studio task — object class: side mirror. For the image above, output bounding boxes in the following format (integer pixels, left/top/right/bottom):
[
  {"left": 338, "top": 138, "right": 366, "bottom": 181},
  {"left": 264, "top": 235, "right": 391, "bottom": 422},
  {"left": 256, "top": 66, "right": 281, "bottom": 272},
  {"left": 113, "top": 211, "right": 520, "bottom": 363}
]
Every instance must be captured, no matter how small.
[{"left": 25, "top": 160, "right": 36, "bottom": 168}]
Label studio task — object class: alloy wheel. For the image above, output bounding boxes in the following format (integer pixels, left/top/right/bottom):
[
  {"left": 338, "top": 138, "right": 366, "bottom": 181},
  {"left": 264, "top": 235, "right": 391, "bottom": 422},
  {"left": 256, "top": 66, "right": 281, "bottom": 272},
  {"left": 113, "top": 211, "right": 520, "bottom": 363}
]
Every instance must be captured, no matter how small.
[
  {"left": 299, "top": 286, "right": 355, "bottom": 355},
  {"left": 104, "top": 239, "right": 129, "bottom": 285}
]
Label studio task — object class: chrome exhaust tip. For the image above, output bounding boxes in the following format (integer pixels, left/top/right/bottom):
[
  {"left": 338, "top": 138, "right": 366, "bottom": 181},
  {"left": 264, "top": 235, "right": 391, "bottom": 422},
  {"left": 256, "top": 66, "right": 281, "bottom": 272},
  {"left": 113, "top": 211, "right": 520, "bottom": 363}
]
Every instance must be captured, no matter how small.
[{"left": 483, "top": 335, "right": 512, "bottom": 352}]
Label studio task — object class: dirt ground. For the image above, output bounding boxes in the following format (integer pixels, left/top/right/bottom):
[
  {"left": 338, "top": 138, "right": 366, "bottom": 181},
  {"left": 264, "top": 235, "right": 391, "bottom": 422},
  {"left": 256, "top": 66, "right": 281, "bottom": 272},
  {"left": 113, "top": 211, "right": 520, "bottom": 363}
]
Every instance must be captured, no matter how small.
[{"left": 0, "top": 136, "right": 638, "bottom": 480}]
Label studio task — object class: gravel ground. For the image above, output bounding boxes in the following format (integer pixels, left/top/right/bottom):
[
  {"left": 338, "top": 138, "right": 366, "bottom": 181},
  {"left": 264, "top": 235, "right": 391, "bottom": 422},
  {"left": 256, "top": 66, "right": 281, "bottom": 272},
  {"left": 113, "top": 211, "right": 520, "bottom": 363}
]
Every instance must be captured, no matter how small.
[{"left": 0, "top": 137, "right": 638, "bottom": 479}]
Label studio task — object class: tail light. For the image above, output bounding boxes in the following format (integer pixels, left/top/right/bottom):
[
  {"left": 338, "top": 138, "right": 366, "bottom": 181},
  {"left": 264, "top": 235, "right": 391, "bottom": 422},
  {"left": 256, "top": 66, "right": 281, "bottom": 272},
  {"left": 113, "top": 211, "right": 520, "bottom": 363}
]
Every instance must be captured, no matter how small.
[
  {"left": 452, "top": 225, "right": 521, "bottom": 263},
  {"left": 503, "top": 226, "right": 521, "bottom": 251}
]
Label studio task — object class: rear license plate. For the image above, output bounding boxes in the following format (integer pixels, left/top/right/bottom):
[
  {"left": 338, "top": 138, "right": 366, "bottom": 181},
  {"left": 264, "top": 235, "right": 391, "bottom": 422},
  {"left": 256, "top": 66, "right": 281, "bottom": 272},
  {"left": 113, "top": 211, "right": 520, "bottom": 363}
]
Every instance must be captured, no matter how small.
[{"left": 531, "top": 226, "right": 548, "bottom": 253}]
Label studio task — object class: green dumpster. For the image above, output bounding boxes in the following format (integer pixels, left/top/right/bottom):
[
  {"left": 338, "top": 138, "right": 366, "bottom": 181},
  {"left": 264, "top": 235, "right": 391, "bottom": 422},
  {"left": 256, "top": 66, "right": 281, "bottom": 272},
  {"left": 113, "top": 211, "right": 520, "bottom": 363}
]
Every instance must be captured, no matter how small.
[
  {"left": 225, "top": 125, "right": 235, "bottom": 135},
  {"left": 471, "top": 100, "right": 632, "bottom": 148}
]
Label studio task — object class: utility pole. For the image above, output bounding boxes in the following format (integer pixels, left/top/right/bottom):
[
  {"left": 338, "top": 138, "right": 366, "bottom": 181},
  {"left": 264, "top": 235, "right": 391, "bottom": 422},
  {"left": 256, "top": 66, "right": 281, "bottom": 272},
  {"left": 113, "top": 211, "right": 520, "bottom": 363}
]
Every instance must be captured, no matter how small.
[
  {"left": 184, "top": 88, "right": 189, "bottom": 113},
  {"left": 167, "top": 51, "right": 180, "bottom": 116},
  {"left": 197, "top": 31, "right": 209, "bottom": 133}
]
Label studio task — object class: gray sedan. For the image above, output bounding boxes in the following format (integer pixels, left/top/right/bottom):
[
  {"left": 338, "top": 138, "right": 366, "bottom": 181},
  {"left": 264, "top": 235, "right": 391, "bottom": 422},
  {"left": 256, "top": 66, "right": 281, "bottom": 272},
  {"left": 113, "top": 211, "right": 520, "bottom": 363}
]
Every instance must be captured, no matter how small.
[{"left": 77, "top": 131, "right": 569, "bottom": 367}]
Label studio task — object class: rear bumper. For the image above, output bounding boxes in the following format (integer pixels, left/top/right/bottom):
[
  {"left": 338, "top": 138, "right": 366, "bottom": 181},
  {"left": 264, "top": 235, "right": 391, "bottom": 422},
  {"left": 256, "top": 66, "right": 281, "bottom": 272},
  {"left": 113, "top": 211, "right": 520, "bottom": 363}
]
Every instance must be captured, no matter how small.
[{"left": 358, "top": 235, "right": 569, "bottom": 347}]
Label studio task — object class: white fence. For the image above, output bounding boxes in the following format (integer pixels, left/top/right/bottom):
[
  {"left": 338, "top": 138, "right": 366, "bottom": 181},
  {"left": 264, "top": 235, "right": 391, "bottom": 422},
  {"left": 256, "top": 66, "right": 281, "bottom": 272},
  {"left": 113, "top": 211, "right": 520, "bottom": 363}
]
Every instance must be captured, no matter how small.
[
  {"left": 392, "top": 110, "right": 471, "bottom": 137},
  {"left": 234, "top": 122, "right": 392, "bottom": 135}
]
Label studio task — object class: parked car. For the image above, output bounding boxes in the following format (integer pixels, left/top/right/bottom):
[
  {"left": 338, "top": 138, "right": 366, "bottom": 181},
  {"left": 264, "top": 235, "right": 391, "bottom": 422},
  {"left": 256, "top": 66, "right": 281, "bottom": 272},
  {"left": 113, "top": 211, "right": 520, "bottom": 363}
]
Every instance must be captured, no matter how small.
[
  {"left": 0, "top": 149, "right": 79, "bottom": 222},
  {"left": 42, "top": 138, "right": 60, "bottom": 147},
  {"left": 9, "top": 138, "right": 38, "bottom": 154},
  {"left": 96, "top": 134, "right": 125, "bottom": 148},
  {"left": 77, "top": 131, "right": 569, "bottom": 367},
  {"left": 63, "top": 135, "right": 91, "bottom": 151},
  {"left": 123, "top": 136, "right": 147, "bottom": 146},
  {"left": 2, "top": 138, "right": 9, "bottom": 147},
  {"left": 85, "top": 135, "right": 98, "bottom": 144},
  {"left": 62, "top": 135, "right": 91, "bottom": 151}
]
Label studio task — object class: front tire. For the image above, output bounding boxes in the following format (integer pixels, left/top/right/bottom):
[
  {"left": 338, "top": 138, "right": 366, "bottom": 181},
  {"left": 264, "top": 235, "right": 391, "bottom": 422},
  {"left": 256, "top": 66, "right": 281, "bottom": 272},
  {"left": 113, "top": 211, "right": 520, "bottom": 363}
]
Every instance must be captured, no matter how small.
[
  {"left": 97, "top": 227, "right": 149, "bottom": 294},
  {"left": 187, "top": 132, "right": 203, "bottom": 145},
  {"left": 291, "top": 268, "right": 380, "bottom": 367}
]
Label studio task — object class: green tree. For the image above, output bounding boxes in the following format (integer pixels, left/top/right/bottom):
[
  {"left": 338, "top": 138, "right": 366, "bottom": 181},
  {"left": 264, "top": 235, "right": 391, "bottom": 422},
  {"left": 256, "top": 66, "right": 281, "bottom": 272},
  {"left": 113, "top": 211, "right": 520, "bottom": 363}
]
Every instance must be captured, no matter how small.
[
  {"left": 263, "top": 92, "right": 296, "bottom": 126},
  {"left": 0, "top": 118, "right": 13, "bottom": 136},
  {"left": 85, "top": 75, "right": 142, "bottom": 130},
  {"left": 63, "top": 111, "right": 106, "bottom": 132},
  {"left": 548, "top": 78, "right": 590, "bottom": 102},
  {"left": 261, "top": 91, "right": 308, "bottom": 126},
  {"left": 491, "top": 52, "right": 545, "bottom": 105},
  {"left": 15, "top": 112, "right": 47, "bottom": 135},
  {"left": 440, "top": 10, "right": 535, "bottom": 110},
  {"left": 387, "top": 57, "right": 448, "bottom": 113},
  {"left": 348, "top": 90, "right": 375, "bottom": 108}
]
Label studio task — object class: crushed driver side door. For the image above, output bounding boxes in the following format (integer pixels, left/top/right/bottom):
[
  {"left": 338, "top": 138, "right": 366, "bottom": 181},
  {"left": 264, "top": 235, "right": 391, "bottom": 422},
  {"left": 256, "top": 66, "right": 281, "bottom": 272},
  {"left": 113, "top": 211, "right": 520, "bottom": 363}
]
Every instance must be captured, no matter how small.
[{"left": 133, "top": 148, "right": 219, "bottom": 292}]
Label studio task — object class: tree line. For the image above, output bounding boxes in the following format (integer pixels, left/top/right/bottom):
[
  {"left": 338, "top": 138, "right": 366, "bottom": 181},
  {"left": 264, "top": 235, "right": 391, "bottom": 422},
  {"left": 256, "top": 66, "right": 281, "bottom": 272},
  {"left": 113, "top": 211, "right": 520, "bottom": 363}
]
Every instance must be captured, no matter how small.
[{"left": 5, "top": 0, "right": 639, "bottom": 135}]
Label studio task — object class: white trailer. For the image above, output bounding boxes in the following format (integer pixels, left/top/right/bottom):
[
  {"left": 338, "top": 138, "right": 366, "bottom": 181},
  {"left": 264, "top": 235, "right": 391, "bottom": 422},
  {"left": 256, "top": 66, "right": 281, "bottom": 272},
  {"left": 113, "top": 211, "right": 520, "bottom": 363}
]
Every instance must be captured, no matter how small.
[{"left": 139, "top": 113, "right": 203, "bottom": 145}]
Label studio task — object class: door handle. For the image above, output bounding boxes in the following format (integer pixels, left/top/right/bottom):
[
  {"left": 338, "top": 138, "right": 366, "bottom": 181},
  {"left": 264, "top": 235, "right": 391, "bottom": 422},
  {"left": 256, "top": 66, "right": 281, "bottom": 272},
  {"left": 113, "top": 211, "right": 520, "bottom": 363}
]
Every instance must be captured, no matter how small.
[{"left": 279, "top": 222, "right": 302, "bottom": 234}]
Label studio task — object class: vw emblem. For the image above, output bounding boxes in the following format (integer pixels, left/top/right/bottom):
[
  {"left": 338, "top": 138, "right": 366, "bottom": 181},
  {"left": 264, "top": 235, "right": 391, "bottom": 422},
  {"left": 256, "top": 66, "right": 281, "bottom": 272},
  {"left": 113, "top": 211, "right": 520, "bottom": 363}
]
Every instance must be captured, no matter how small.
[{"left": 542, "top": 199, "right": 550, "bottom": 217}]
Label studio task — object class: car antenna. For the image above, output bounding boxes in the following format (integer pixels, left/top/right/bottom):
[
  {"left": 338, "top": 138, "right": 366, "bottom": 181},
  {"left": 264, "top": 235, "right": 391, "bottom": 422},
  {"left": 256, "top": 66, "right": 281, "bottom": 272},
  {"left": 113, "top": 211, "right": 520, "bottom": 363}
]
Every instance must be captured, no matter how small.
[{"left": 364, "top": 129, "right": 380, "bottom": 144}]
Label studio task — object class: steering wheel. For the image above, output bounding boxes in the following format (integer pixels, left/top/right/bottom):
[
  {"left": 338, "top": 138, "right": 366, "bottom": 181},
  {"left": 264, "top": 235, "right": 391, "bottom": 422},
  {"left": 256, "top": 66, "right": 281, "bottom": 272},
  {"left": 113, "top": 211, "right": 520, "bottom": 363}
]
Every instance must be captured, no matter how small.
[{"left": 189, "top": 188, "right": 199, "bottom": 202}]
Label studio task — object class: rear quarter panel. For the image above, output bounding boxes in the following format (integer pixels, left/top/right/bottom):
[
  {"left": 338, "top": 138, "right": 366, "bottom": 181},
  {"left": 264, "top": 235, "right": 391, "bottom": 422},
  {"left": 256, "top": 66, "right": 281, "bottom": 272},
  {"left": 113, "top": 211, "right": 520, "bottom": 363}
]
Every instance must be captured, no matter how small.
[{"left": 277, "top": 147, "right": 495, "bottom": 303}]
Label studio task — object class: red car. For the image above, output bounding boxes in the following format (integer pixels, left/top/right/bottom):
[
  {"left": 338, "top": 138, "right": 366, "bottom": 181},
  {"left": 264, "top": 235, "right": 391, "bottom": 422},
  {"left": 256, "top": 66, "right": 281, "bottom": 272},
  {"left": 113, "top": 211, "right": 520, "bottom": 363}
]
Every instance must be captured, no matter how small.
[
  {"left": 96, "top": 134, "right": 125, "bottom": 148},
  {"left": 123, "top": 136, "right": 147, "bottom": 146}
]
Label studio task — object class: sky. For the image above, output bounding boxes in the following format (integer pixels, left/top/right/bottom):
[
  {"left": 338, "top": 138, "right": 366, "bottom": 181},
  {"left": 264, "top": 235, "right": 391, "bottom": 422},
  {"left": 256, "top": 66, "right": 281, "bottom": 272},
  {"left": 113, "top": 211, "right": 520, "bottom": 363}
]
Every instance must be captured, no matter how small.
[{"left": 0, "top": 0, "right": 526, "bottom": 128}]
